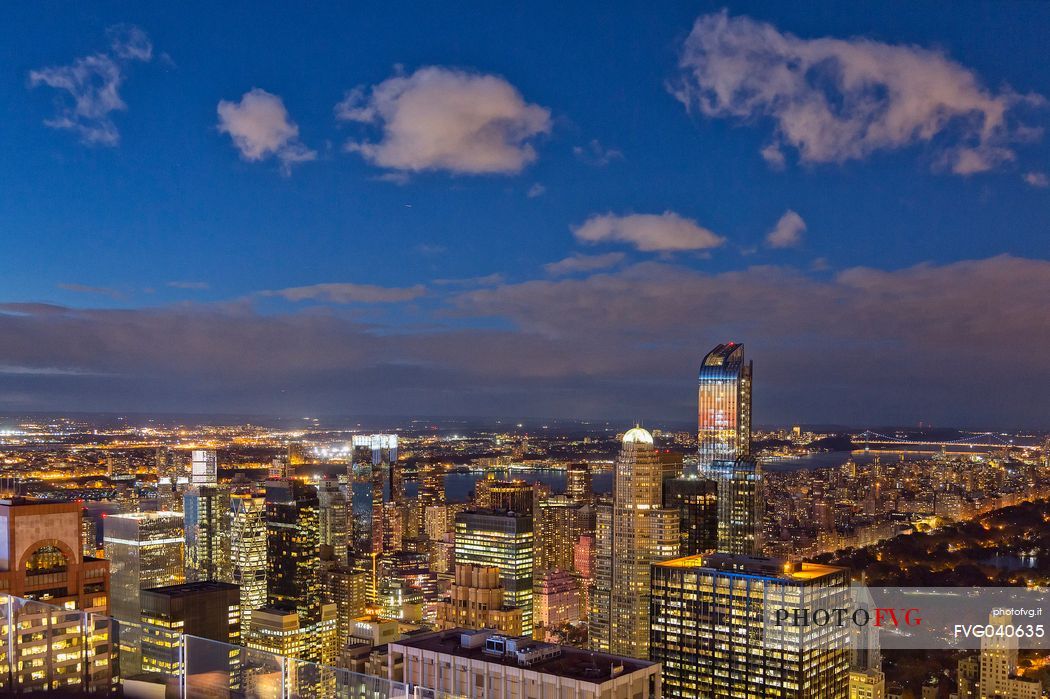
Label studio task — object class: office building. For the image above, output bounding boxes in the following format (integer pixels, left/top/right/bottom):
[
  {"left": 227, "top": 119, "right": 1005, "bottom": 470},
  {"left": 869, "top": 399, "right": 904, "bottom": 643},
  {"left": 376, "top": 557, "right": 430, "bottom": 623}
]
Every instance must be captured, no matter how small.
[
  {"left": 389, "top": 629, "right": 662, "bottom": 699},
  {"left": 230, "top": 492, "right": 267, "bottom": 631},
  {"left": 191, "top": 449, "right": 218, "bottom": 486},
  {"left": 317, "top": 478, "right": 349, "bottom": 564},
  {"left": 474, "top": 477, "right": 537, "bottom": 514},
  {"left": 662, "top": 476, "right": 718, "bottom": 555},
  {"left": 322, "top": 563, "right": 369, "bottom": 651},
  {"left": 435, "top": 563, "right": 524, "bottom": 636},
  {"left": 588, "top": 428, "right": 679, "bottom": 658},
  {"left": 455, "top": 509, "right": 534, "bottom": 634},
  {"left": 851, "top": 670, "right": 887, "bottom": 699},
  {"left": 0, "top": 498, "right": 113, "bottom": 694},
  {"left": 649, "top": 553, "right": 851, "bottom": 699},
  {"left": 183, "top": 485, "right": 230, "bottom": 582},
  {"left": 104, "top": 511, "right": 185, "bottom": 622},
  {"left": 140, "top": 581, "right": 241, "bottom": 676}
]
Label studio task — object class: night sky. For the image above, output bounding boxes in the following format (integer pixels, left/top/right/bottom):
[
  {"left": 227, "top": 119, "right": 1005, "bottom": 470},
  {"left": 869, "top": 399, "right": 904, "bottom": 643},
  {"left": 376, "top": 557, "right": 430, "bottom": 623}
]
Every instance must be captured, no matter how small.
[{"left": 2, "top": 2, "right": 1049, "bottom": 428}]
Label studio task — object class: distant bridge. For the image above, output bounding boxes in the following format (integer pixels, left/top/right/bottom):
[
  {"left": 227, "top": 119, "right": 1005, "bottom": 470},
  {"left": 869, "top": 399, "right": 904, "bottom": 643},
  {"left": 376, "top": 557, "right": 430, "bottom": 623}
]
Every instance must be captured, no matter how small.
[{"left": 855, "top": 430, "right": 1035, "bottom": 450}]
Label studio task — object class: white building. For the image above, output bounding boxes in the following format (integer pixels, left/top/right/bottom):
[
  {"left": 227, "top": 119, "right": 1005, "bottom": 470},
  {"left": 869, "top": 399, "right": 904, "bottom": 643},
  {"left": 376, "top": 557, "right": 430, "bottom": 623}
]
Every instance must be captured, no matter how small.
[
  {"left": 388, "top": 629, "right": 661, "bottom": 699},
  {"left": 191, "top": 449, "right": 218, "bottom": 486}
]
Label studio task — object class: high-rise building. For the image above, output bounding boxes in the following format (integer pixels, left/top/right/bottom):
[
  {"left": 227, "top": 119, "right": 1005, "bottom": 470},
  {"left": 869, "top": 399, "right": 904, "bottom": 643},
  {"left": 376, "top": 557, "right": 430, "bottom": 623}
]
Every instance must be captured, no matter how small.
[
  {"left": 183, "top": 484, "right": 230, "bottom": 582},
  {"left": 191, "top": 449, "right": 218, "bottom": 486},
  {"left": 317, "top": 478, "right": 349, "bottom": 564},
  {"left": 979, "top": 612, "right": 1041, "bottom": 699},
  {"left": 588, "top": 428, "right": 679, "bottom": 658},
  {"left": 261, "top": 479, "right": 337, "bottom": 664},
  {"left": 230, "top": 492, "right": 267, "bottom": 631},
  {"left": 454, "top": 509, "right": 534, "bottom": 634},
  {"left": 535, "top": 495, "right": 585, "bottom": 573},
  {"left": 104, "top": 511, "right": 185, "bottom": 622},
  {"left": 533, "top": 570, "right": 583, "bottom": 641},
  {"left": 697, "top": 342, "right": 752, "bottom": 469},
  {"left": 389, "top": 630, "right": 662, "bottom": 699},
  {"left": 353, "top": 434, "right": 399, "bottom": 558},
  {"left": 650, "top": 553, "right": 850, "bottom": 699},
  {"left": 103, "top": 510, "right": 185, "bottom": 678},
  {"left": 321, "top": 563, "right": 369, "bottom": 651},
  {"left": 435, "top": 563, "right": 524, "bottom": 636},
  {"left": 0, "top": 498, "right": 113, "bottom": 693},
  {"left": 662, "top": 476, "right": 718, "bottom": 555},
  {"left": 140, "top": 581, "right": 241, "bottom": 677},
  {"left": 566, "top": 462, "right": 592, "bottom": 503},
  {"left": 474, "top": 476, "right": 541, "bottom": 514},
  {"left": 850, "top": 670, "right": 887, "bottom": 699},
  {"left": 710, "top": 458, "right": 763, "bottom": 555}
]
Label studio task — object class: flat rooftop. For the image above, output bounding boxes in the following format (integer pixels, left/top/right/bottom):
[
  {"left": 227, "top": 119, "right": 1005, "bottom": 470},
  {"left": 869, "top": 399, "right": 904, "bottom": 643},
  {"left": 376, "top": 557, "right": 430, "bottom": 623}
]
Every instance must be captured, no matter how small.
[
  {"left": 142, "top": 580, "right": 239, "bottom": 597},
  {"left": 656, "top": 553, "right": 846, "bottom": 581},
  {"left": 392, "top": 631, "right": 656, "bottom": 683}
]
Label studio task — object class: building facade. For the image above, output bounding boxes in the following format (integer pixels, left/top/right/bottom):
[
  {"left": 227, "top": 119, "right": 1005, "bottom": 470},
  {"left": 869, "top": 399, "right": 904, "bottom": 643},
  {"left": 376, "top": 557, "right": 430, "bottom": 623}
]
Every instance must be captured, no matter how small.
[{"left": 454, "top": 510, "right": 534, "bottom": 635}]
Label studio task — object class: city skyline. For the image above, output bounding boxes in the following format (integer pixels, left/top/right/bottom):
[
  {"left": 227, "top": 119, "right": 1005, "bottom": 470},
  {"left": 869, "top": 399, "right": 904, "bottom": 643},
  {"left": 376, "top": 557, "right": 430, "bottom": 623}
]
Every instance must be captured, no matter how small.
[{"left": 2, "top": 3, "right": 1049, "bottom": 427}]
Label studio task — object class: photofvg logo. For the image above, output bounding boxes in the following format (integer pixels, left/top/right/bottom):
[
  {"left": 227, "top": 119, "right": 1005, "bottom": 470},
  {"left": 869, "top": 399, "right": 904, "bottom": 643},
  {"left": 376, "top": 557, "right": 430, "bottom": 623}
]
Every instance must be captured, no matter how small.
[{"left": 761, "top": 586, "right": 1050, "bottom": 650}]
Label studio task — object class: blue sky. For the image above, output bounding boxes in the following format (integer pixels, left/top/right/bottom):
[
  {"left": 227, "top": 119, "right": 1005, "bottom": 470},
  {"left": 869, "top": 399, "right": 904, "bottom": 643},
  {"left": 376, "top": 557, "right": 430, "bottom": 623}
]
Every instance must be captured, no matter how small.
[{"left": 2, "top": 2, "right": 1049, "bottom": 427}]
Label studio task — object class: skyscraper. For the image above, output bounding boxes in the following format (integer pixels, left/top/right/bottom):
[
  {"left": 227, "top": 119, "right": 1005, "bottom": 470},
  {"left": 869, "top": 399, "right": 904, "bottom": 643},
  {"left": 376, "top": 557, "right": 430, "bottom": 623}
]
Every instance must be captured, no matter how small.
[
  {"left": 184, "top": 484, "right": 231, "bottom": 582},
  {"left": 566, "top": 462, "right": 592, "bottom": 503},
  {"left": 230, "top": 491, "right": 267, "bottom": 631},
  {"left": 697, "top": 342, "right": 752, "bottom": 468},
  {"left": 454, "top": 509, "right": 534, "bottom": 634},
  {"left": 317, "top": 478, "right": 349, "bottom": 564},
  {"left": 662, "top": 475, "right": 718, "bottom": 555},
  {"left": 698, "top": 342, "right": 763, "bottom": 555},
  {"left": 588, "top": 427, "right": 680, "bottom": 658},
  {"left": 650, "top": 553, "right": 850, "bottom": 699},
  {"left": 140, "top": 581, "right": 241, "bottom": 677},
  {"left": 191, "top": 449, "right": 218, "bottom": 486},
  {"left": 104, "top": 511, "right": 186, "bottom": 622},
  {"left": 435, "top": 563, "right": 524, "bottom": 636}
]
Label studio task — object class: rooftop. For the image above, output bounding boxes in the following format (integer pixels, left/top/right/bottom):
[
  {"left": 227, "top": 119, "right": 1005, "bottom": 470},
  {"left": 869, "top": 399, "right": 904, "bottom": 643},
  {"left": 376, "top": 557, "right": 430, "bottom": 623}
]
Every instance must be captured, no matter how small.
[
  {"left": 392, "top": 630, "right": 656, "bottom": 683},
  {"left": 142, "top": 581, "right": 239, "bottom": 597},
  {"left": 656, "top": 553, "right": 846, "bottom": 582}
]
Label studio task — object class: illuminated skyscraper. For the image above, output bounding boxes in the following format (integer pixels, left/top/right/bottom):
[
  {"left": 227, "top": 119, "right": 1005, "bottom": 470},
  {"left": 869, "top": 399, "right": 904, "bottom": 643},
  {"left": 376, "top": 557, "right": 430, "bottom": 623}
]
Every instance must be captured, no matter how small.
[
  {"left": 454, "top": 510, "right": 534, "bottom": 635},
  {"left": 317, "top": 478, "right": 349, "bottom": 564},
  {"left": 435, "top": 563, "right": 524, "bottom": 636},
  {"left": 230, "top": 492, "right": 267, "bottom": 631},
  {"left": 184, "top": 485, "right": 230, "bottom": 582},
  {"left": 535, "top": 495, "right": 585, "bottom": 573},
  {"left": 650, "top": 553, "right": 850, "bottom": 699},
  {"left": 191, "top": 449, "right": 218, "bottom": 486},
  {"left": 588, "top": 428, "right": 680, "bottom": 658},
  {"left": 474, "top": 476, "right": 537, "bottom": 514},
  {"left": 353, "top": 434, "right": 399, "bottom": 557},
  {"left": 103, "top": 510, "right": 185, "bottom": 677},
  {"left": 0, "top": 498, "right": 113, "bottom": 693},
  {"left": 566, "top": 462, "right": 592, "bottom": 503},
  {"left": 698, "top": 342, "right": 763, "bottom": 555},
  {"left": 697, "top": 342, "right": 752, "bottom": 468},
  {"left": 141, "top": 581, "right": 241, "bottom": 677}
]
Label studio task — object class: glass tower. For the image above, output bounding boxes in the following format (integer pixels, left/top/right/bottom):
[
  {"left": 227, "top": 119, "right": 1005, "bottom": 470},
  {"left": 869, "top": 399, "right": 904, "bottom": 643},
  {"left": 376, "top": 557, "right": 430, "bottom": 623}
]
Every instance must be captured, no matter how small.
[
  {"left": 454, "top": 510, "right": 534, "bottom": 634},
  {"left": 230, "top": 492, "right": 267, "bottom": 631},
  {"left": 697, "top": 342, "right": 752, "bottom": 469}
]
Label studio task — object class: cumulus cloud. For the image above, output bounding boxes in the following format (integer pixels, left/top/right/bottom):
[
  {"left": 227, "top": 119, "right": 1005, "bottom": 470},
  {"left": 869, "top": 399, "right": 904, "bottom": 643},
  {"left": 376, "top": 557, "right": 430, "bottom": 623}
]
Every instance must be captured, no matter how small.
[
  {"left": 261, "top": 282, "right": 425, "bottom": 304},
  {"left": 28, "top": 25, "right": 153, "bottom": 145},
  {"left": 217, "top": 89, "right": 316, "bottom": 172},
  {"left": 543, "top": 252, "right": 626, "bottom": 276},
  {"left": 674, "top": 11, "right": 1043, "bottom": 174},
  {"left": 1023, "top": 171, "right": 1049, "bottom": 188},
  {"left": 572, "top": 212, "right": 725, "bottom": 252},
  {"left": 766, "top": 210, "right": 807, "bottom": 248},
  {"left": 336, "top": 66, "right": 551, "bottom": 174}
]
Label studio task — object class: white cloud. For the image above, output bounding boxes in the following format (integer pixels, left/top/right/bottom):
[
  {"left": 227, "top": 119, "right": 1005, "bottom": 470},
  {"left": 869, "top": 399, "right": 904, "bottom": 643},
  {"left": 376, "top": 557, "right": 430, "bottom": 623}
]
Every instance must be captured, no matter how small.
[
  {"left": 573, "top": 139, "right": 624, "bottom": 166},
  {"left": 544, "top": 252, "right": 626, "bottom": 276},
  {"left": 217, "top": 89, "right": 316, "bottom": 173},
  {"left": 262, "top": 282, "right": 424, "bottom": 304},
  {"left": 1023, "top": 171, "right": 1049, "bottom": 188},
  {"left": 28, "top": 25, "right": 153, "bottom": 146},
  {"left": 766, "top": 210, "right": 807, "bottom": 248},
  {"left": 572, "top": 212, "right": 725, "bottom": 252},
  {"left": 527, "top": 183, "right": 546, "bottom": 198},
  {"left": 336, "top": 66, "right": 551, "bottom": 174},
  {"left": 167, "top": 281, "right": 210, "bottom": 290},
  {"left": 674, "top": 11, "right": 1042, "bottom": 174}
]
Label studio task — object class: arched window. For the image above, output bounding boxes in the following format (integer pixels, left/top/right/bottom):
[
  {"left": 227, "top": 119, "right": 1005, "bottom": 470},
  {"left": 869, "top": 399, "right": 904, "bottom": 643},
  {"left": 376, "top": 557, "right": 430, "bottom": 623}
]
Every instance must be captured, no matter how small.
[{"left": 25, "top": 545, "right": 68, "bottom": 575}]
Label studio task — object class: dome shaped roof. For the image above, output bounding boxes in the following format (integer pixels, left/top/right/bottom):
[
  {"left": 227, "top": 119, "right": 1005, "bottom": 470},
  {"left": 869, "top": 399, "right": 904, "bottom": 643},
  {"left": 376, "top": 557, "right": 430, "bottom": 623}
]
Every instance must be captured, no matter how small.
[{"left": 622, "top": 427, "right": 654, "bottom": 445}]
